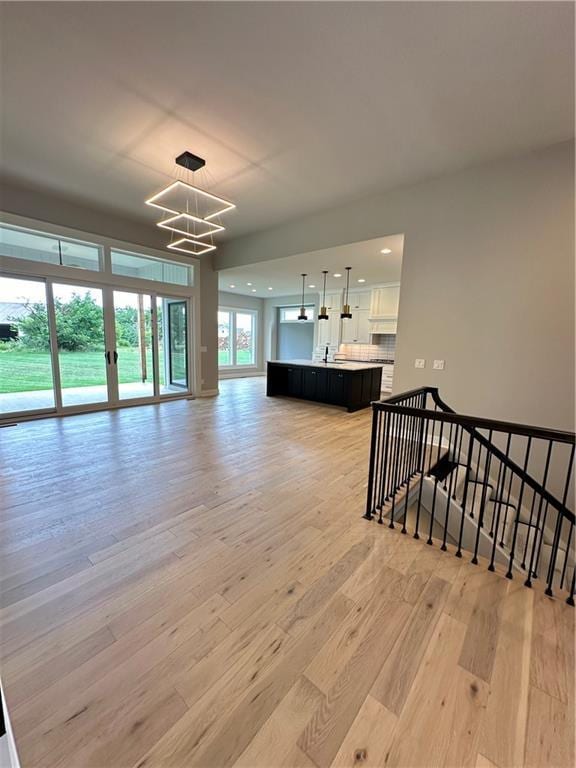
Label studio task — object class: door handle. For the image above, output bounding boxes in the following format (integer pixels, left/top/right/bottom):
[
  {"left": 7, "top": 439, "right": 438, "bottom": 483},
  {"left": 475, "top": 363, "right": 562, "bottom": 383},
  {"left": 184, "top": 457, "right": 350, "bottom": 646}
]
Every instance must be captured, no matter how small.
[
  {"left": 113, "top": 350, "right": 118, "bottom": 364},
  {"left": 105, "top": 351, "right": 111, "bottom": 364}
]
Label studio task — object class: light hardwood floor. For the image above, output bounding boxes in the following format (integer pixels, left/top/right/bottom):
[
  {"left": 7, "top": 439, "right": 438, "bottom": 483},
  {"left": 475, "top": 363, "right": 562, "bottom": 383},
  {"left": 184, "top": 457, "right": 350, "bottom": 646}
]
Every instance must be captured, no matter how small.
[{"left": 0, "top": 378, "right": 574, "bottom": 768}]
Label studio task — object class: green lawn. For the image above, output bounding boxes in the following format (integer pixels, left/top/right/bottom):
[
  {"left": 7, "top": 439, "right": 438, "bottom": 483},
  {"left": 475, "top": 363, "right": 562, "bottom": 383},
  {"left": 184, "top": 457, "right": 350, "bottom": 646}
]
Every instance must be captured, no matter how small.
[
  {"left": 0, "top": 348, "right": 162, "bottom": 392},
  {"left": 218, "top": 349, "right": 254, "bottom": 366}
]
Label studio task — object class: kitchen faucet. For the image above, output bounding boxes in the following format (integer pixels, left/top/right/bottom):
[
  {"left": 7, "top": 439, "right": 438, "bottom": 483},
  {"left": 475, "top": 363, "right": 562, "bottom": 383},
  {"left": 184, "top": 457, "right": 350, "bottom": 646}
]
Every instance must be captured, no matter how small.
[{"left": 323, "top": 345, "right": 329, "bottom": 364}]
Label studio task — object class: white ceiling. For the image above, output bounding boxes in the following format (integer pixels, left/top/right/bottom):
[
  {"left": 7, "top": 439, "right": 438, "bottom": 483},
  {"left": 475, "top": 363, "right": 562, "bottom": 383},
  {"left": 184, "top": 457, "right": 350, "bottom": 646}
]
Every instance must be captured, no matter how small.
[
  {"left": 218, "top": 234, "right": 403, "bottom": 298},
  {"left": 0, "top": 2, "right": 573, "bottom": 244}
]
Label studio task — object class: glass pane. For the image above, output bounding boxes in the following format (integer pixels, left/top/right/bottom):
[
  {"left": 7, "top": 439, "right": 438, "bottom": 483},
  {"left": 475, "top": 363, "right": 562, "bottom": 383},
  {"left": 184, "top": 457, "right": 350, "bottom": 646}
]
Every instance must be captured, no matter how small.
[
  {"left": 235, "top": 312, "right": 254, "bottom": 365},
  {"left": 280, "top": 306, "right": 314, "bottom": 322},
  {"left": 218, "top": 310, "right": 231, "bottom": 366},
  {"left": 113, "top": 291, "right": 154, "bottom": 400},
  {"left": 111, "top": 249, "right": 193, "bottom": 287},
  {"left": 158, "top": 299, "right": 188, "bottom": 394},
  {"left": 0, "top": 275, "right": 55, "bottom": 414},
  {"left": 0, "top": 225, "right": 100, "bottom": 271},
  {"left": 52, "top": 284, "right": 109, "bottom": 407}
]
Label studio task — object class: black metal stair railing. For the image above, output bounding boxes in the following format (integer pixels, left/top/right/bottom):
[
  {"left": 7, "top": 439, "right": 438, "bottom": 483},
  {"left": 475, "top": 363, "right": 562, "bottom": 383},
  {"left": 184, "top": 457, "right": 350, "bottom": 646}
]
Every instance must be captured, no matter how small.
[{"left": 364, "top": 387, "right": 576, "bottom": 604}]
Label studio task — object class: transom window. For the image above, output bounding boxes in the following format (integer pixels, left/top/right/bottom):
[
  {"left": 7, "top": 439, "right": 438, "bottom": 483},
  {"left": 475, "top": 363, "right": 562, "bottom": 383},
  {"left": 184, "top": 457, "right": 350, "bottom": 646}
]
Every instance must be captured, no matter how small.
[
  {"left": 110, "top": 249, "right": 193, "bottom": 287},
  {"left": 218, "top": 308, "right": 257, "bottom": 367},
  {"left": 0, "top": 223, "right": 101, "bottom": 271},
  {"left": 279, "top": 305, "right": 315, "bottom": 323},
  {"left": 0, "top": 223, "right": 195, "bottom": 288}
]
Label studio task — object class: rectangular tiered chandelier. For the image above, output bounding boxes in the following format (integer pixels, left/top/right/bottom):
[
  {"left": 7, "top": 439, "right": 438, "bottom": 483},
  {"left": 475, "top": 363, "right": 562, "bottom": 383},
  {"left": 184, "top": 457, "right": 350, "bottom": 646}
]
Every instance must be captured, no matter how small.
[{"left": 146, "top": 152, "right": 235, "bottom": 255}]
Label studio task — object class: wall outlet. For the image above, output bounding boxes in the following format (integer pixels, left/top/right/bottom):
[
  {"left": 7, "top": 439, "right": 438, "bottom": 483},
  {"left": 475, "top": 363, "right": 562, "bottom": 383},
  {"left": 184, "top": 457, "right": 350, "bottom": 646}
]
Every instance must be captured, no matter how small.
[
  {"left": 433, "top": 359, "right": 445, "bottom": 370},
  {"left": 415, "top": 359, "right": 425, "bottom": 369}
]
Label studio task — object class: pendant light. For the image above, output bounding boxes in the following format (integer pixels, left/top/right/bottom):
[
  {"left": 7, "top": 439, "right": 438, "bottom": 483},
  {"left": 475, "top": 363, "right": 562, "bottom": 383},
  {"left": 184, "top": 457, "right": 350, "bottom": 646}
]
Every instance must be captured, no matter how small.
[
  {"left": 341, "top": 267, "right": 352, "bottom": 319},
  {"left": 318, "top": 271, "right": 329, "bottom": 320},
  {"left": 146, "top": 151, "right": 235, "bottom": 256},
  {"left": 298, "top": 273, "right": 308, "bottom": 320}
]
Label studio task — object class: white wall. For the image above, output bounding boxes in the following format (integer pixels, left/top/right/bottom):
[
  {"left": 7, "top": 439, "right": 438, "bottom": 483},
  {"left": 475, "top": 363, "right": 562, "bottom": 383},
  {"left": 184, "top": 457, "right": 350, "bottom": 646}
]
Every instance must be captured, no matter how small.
[
  {"left": 217, "top": 142, "right": 575, "bottom": 431},
  {"left": 218, "top": 290, "right": 264, "bottom": 376}
]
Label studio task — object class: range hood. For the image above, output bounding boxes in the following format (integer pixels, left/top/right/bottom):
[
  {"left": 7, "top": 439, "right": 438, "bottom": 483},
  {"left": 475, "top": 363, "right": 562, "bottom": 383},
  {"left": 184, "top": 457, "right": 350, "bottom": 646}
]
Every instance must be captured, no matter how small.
[{"left": 369, "top": 319, "right": 397, "bottom": 335}]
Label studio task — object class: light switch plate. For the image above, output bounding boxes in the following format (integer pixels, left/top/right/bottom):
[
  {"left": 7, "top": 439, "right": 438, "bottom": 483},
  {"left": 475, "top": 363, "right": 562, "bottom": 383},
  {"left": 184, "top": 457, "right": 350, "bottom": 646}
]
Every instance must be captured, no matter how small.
[
  {"left": 200, "top": 346, "right": 208, "bottom": 353},
  {"left": 433, "top": 359, "right": 445, "bottom": 370},
  {"left": 415, "top": 359, "right": 425, "bottom": 369}
]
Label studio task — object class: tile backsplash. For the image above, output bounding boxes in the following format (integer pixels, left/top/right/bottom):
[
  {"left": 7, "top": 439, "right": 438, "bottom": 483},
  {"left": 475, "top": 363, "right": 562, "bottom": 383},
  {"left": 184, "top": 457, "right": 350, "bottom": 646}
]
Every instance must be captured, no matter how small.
[{"left": 337, "top": 335, "right": 396, "bottom": 361}]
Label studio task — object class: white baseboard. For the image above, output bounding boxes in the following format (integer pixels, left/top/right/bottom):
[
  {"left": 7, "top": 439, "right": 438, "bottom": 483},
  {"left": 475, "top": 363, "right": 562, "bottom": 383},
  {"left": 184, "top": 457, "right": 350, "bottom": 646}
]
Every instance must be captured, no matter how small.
[
  {"left": 197, "top": 389, "right": 219, "bottom": 397},
  {"left": 218, "top": 371, "right": 265, "bottom": 380}
]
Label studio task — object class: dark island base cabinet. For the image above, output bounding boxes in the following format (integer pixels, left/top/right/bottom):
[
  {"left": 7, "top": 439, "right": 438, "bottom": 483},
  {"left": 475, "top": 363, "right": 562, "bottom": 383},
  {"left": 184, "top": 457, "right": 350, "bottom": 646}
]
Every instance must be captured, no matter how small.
[{"left": 266, "top": 362, "right": 382, "bottom": 412}]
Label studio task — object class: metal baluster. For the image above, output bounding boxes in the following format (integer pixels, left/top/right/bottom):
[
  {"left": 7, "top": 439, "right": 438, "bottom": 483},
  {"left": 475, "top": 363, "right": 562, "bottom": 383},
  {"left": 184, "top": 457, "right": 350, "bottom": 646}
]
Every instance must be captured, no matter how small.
[
  {"left": 414, "top": 417, "right": 430, "bottom": 540},
  {"left": 373, "top": 409, "right": 384, "bottom": 512},
  {"left": 488, "top": 434, "right": 512, "bottom": 571},
  {"left": 470, "top": 440, "right": 483, "bottom": 518},
  {"left": 506, "top": 436, "right": 532, "bottom": 578},
  {"left": 401, "top": 414, "right": 414, "bottom": 535},
  {"left": 377, "top": 411, "right": 391, "bottom": 524},
  {"left": 364, "top": 406, "right": 379, "bottom": 520},
  {"left": 499, "top": 464, "right": 515, "bottom": 547},
  {"left": 389, "top": 412, "right": 403, "bottom": 528},
  {"left": 545, "top": 443, "right": 574, "bottom": 595},
  {"left": 441, "top": 425, "right": 460, "bottom": 551},
  {"left": 452, "top": 426, "right": 465, "bottom": 499},
  {"left": 560, "top": 521, "right": 574, "bottom": 592},
  {"left": 427, "top": 419, "right": 445, "bottom": 545},
  {"left": 567, "top": 568, "right": 575, "bottom": 607},
  {"left": 490, "top": 458, "right": 504, "bottom": 537},
  {"left": 400, "top": 398, "right": 412, "bottom": 486},
  {"left": 544, "top": 513, "right": 563, "bottom": 597},
  {"left": 525, "top": 440, "right": 553, "bottom": 588},
  {"left": 385, "top": 409, "right": 396, "bottom": 502},
  {"left": 521, "top": 491, "right": 538, "bottom": 569},
  {"left": 456, "top": 435, "right": 475, "bottom": 558},
  {"left": 471, "top": 429, "right": 493, "bottom": 565}
]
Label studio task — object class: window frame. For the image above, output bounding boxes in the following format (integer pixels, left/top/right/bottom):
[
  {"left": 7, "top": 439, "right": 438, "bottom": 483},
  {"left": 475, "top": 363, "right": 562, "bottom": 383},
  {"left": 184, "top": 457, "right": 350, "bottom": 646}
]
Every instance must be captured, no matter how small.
[
  {"left": 218, "top": 306, "right": 258, "bottom": 369},
  {"left": 279, "top": 305, "right": 315, "bottom": 323},
  {"left": 0, "top": 212, "right": 197, "bottom": 297}
]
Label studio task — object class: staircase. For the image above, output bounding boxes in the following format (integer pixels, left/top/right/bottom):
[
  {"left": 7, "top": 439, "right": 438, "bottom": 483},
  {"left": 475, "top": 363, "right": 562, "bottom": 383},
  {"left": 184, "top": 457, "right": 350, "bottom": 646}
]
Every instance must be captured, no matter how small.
[{"left": 364, "top": 387, "right": 576, "bottom": 604}]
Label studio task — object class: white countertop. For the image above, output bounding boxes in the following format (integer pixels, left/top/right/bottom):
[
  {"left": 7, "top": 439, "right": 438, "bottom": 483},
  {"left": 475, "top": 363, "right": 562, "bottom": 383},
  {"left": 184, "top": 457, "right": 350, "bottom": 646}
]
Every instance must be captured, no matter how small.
[{"left": 268, "top": 359, "right": 384, "bottom": 371}]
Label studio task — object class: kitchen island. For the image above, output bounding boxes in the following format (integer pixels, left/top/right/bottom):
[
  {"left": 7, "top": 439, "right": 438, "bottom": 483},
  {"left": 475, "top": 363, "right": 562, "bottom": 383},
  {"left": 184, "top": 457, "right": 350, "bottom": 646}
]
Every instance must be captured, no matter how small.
[{"left": 266, "top": 360, "right": 383, "bottom": 412}]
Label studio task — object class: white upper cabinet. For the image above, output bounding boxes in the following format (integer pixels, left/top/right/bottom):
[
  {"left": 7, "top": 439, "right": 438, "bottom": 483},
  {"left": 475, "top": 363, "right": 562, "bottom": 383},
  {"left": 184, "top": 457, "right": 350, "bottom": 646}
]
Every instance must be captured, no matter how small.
[
  {"left": 348, "top": 291, "right": 371, "bottom": 310},
  {"left": 369, "top": 285, "right": 400, "bottom": 319},
  {"left": 341, "top": 308, "right": 371, "bottom": 344},
  {"left": 317, "top": 309, "right": 341, "bottom": 349},
  {"left": 323, "top": 292, "right": 342, "bottom": 311}
]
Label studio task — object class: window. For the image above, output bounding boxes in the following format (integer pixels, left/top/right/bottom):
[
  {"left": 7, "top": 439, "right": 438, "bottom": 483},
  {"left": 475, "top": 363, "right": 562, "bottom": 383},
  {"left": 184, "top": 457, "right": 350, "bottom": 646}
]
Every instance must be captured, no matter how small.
[
  {"left": 0, "top": 224, "right": 101, "bottom": 271},
  {"left": 111, "top": 249, "right": 193, "bottom": 287},
  {"left": 279, "top": 305, "right": 315, "bottom": 323},
  {"left": 218, "top": 308, "right": 257, "bottom": 367}
]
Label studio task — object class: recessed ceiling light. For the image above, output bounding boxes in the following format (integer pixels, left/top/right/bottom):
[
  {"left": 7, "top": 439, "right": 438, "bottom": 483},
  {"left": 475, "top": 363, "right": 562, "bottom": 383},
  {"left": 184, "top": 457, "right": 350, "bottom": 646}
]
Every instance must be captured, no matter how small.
[
  {"left": 267, "top": 287, "right": 273, "bottom": 291},
  {"left": 381, "top": 248, "right": 392, "bottom": 254},
  {"left": 229, "top": 284, "right": 236, "bottom": 288},
  {"left": 333, "top": 273, "right": 342, "bottom": 278},
  {"left": 308, "top": 284, "right": 316, "bottom": 288},
  {"left": 246, "top": 282, "right": 253, "bottom": 286},
  {"left": 357, "top": 278, "right": 366, "bottom": 283},
  {"left": 251, "top": 288, "right": 257, "bottom": 293}
]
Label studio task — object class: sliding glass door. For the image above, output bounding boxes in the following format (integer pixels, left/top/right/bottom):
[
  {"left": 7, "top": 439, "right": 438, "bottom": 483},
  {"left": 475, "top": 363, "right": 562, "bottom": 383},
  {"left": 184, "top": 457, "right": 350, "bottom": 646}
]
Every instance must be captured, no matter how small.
[
  {"left": 0, "top": 272, "right": 193, "bottom": 418},
  {"left": 0, "top": 275, "right": 56, "bottom": 416},
  {"left": 158, "top": 297, "right": 189, "bottom": 394},
  {"left": 113, "top": 290, "right": 155, "bottom": 401},
  {"left": 52, "top": 283, "right": 111, "bottom": 407}
]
